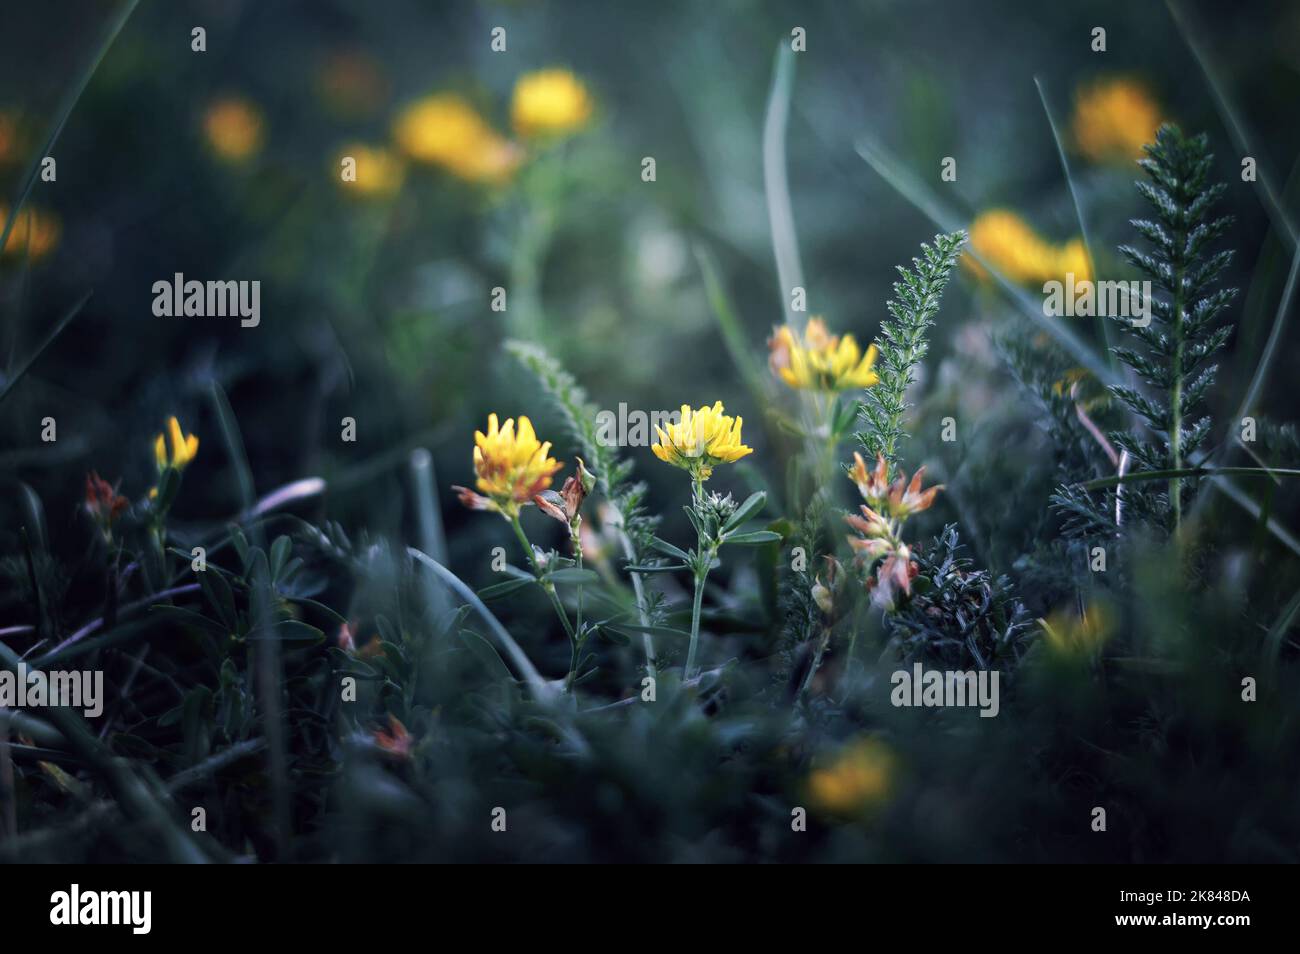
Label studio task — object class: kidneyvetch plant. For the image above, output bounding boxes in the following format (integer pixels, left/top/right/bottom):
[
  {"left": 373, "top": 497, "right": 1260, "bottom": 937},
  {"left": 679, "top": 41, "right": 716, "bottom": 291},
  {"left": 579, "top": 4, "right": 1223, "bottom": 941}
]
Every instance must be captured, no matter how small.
[{"left": 648, "top": 402, "right": 776, "bottom": 677}]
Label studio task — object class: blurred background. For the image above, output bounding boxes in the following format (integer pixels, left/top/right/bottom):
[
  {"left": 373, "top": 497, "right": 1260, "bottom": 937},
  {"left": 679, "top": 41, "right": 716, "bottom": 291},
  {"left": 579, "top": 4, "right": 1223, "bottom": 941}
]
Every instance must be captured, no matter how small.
[{"left": 4, "top": 0, "right": 1298, "bottom": 582}]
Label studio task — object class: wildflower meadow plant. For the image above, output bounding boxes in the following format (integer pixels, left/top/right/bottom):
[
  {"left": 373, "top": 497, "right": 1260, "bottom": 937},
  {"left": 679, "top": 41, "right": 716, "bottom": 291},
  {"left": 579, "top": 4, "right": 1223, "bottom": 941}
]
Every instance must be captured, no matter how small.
[{"left": 5, "top": 5, "right": 1300, "bottom": 873}]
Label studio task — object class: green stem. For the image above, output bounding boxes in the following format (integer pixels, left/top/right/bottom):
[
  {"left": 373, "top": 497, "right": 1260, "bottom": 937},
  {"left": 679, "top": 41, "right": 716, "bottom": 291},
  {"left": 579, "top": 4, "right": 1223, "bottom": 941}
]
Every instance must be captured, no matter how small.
[
  {"left": 1079, "top": 466, "right": 1300, "bottom": 491},
  {"left": 510, "top": 514, "right": 577, "bottom": 646},
  {"left": 800, "top": 626, "right": 832, "bottom": 697},
  {"left": 684, "top": 474, "right": 712, "bottom": 680},
  {"left": 1171, "top": 260, "right": 1186, "bottom": 536},
  {"left": 564, "top": 536, "right": 586, "bottom": 694}
]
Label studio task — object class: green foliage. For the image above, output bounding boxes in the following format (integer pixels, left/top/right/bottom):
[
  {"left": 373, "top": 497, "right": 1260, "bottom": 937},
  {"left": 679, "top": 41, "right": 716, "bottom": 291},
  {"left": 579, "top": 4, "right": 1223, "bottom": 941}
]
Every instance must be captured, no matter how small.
[
  {"left": 506, "top": 340, "right": 657, "bottom": 561},
  {"left": 1100, "top": 124, "right": 1237, "bottom": 533},
  {"left": 886, "top": 524, "right": 1035, "bottom": 670},
  {"left": 857, "top": 230, "right": 967, "bottom": 471}
]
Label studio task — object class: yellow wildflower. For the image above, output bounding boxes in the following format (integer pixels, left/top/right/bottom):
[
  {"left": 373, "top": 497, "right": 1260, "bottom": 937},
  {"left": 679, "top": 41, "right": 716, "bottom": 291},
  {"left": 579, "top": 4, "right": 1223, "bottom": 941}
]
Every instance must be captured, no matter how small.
[
  {"left": 202, "top": 97, "right": 264, "bottom": 163},
  {"left": 768, "top": 318, "right": 880, "bottom": 391},
  {"left": 651, "top": 401, "right": 753, "bottom": 480},
  {"left": 453, "top": 413, "right": 562, "bottom": 518},
  {"left": 0, "top": 204, "right": 60, "bottom": 260},
  {"left": 511, "top": 68, "right": 594, "bottom": 139},
  {"left": 964, "top": 209, "right": 1091, "bottom": 286},
  {"left": 1056, "top": 237, "right": 1094, "bottom": 284},
  {"left": 154, "top": 416, "right": 199, "bottom": 472},
  {"left": 1040, "top": 603, "right": 1113, "bottom": 658},
  {"left": 337, "top": 143, "right": 405, "bottom": 197},
  {"left": 1072, "top": 77, "right": 1162, "bottom": 163},
  {"left": 807, "top": 737, "right": 896, "bottom": 817},
  {"left": 392, "top": 93, "right": 521, "bottom": 184}
]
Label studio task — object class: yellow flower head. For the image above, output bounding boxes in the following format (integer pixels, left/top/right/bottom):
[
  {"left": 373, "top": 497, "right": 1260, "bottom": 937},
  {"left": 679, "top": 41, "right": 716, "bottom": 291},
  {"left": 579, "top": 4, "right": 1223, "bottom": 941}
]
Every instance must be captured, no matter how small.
[
  {"left": 807, "top": 737, "right": 896, "bottom": 818},
  {"left": 337, "top": 143, "right": 406, "bottom": 197},
  {"left": 202, "top": 97, "right": 264, "bottom": 163},
  {"left": 393, "top": 93, "right": 521, "bottom": 184},
  {"left": 154, "top": 416, "right": 199, "bottom": 472},
  {"left": 964, "top": 209, "right": 1090, "bottom": 286},
  {"left": 651, "top": 401, "right": 753, "bottom": 480},
  {"left": 1072, "top": 77, "right": 1162, "bottom": 163},
  {"left": 511, "top": 68, "right": 594, "bottom": 139},
  {"left": 0, "top": 204, "right": 60, "bottom": 260},
  {"left": 1055, "top": 237, "right": 1093, "bottom": 284},
  {"left": 455, "top": 413, "right": 563, "bottom": 517},
  {"left": 1040, "top": 602, "right": 1113, "bottom": 659},
  {"left": 768, "top": 318, "right": 880, "bottom": 391}
]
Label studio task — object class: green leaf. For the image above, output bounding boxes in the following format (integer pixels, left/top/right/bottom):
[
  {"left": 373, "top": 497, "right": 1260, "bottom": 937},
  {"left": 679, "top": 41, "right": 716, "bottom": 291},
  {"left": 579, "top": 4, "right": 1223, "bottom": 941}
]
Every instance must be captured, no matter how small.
[
  {"left": 246, "top": 620, "right": 324, "bottom": 646},
  {"left": 598, "top": 626, "right": 631, "bottom": 645},
  {"left": 649, "top": 537, "right": 691, "bottom": 561},
  {"left": 269, "top": 535, "right": 292, "bottom": 580},
  {"left": 623, "top": 563, "right": 689, "bottom": 574},
  {"left": 604, "top": 622, "right": 689, "bottom": 641},
  {"left": 150, "top": 604, "right": 227, "bottom": 637},
  {"left": 457, "top": 629, "right": 515, "bottom": 684},
  {"left": 722, "top": 491, "right": 767, "bottom": 534},
  {"left": 478, "top": 577, "right": 534, "bottom": 600},
  {"left": 723, "top": 530, "right": 783, "bottom": 546},
  {"left": 198, "top": 569, "right": 238, "bottom": 630},
  {"left": 545, "top": 567, "right": 601, "bottom": 585}
]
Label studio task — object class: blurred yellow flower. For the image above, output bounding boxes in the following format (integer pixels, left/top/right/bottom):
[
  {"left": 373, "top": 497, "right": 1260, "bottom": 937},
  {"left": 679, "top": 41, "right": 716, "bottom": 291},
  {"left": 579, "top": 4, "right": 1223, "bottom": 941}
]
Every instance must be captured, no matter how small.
[
  {"left": 1056, "top": 237, "right": 1093, "bottom": 283},
  {"left": 964, "top": 209, "right": 1091, "bottom": 285},
  {"left": 203, "top": 97, "right": 264, "bottom": 163},
  {"left": 511, "top": 68, "right": 594, "bottom": 139},
  {"left": 807, "top": 737, "right": 896, "bottom": 817},
  {"left": 768, "top": 318, "right": 880, "bottom": 391},
  {"left": 651, "top": 401, "right": 753, "bottom": 480},
  {"left": 453, "top": 413, "right": 563, "bottom": 518},
  {"left": 338, "top": 143, "right": 405, "bottom": 197},
  {"left": 154, "top": 416, "right": 200, "bottom": 472},
  {"left": 1072, "top": 77, "right": 1162, "bottom": 163},
  {"left": 0, "top": 204, "right": 60, "bottom": 260},
  {"left": 1040, "top": 602, "right": 1113, "bottom": 658},
  {"left": 0, "top": 112, "right": 19, "bottom": 163},
  {"left": 392, "top": 93, "right": 521, "bottom": 184}
]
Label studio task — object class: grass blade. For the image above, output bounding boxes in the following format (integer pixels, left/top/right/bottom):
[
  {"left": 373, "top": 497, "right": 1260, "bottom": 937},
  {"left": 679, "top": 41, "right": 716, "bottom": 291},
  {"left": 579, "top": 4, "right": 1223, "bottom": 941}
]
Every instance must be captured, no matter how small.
[{"left": 763, "top": 42, "right": 804, "bottom": 329}]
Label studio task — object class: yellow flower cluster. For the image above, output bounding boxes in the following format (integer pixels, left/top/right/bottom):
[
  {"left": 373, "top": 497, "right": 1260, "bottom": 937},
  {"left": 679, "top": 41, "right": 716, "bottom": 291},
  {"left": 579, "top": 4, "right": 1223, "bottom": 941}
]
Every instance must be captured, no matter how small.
[
  {"left": 454, "top": 413, "right": 563, "bottom": 518},
  {"left": 392, "top": 93, "right": 522, "bottom": 184},
  {"left": 393, "top": 69, "right": 592, "bottom": 185},
  {"left": 202, "top": 97, "right": 264, "bottom": 163},
  {"left": 651, "top": 401, "right": 753, "bottom": 481},
  {"left": 337, "top": 142, "right": 406, "bottom": 197},
  {"left": 511, "top": 69, "right": 594, "bottom": 139},
  {"left": 0, "top": 204, "right": 60, "bottom": 260},
  {"left": 964, "top": 209, "right": 1091, "bottom": 286},
  {"left": 768, "top": 318, "right": 880, "bottom": 392},
  {"left": 154, "top": 416, "right": 200, "bottom": 471},
  {"left": 1040, "top": 603, "right": 1113, "bottom": 658},
  {"left": 1072, "top": 77, "right": 1162, "bottom": 163},
  {"left": 807, "top": 737, "right": 896, "bottom": 817}
]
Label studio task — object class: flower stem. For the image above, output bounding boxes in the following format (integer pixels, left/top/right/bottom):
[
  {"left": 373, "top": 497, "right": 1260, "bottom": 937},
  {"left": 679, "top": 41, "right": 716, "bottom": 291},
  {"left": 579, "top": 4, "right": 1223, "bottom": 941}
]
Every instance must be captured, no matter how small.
[
  {"left": 564, "top": 535, "right": 586, "bottom": 693},
  {"left": 510, "top": 514, "right": 577, "bottom": 647},
  {"left": 684, "top": 473, "right": 713, "bottom": 680},
  {"left": 685, "top": 572, "right": 707, "bottom": 680}
]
